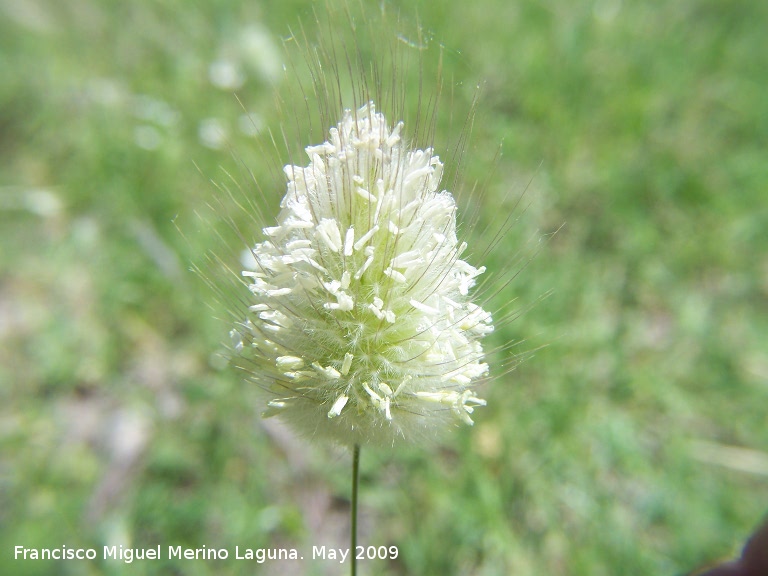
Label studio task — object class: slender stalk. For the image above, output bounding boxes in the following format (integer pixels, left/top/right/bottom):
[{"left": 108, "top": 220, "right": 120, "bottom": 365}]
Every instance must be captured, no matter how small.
[{"left": 351, "top": 444, "right": 361, "bottom": 576}]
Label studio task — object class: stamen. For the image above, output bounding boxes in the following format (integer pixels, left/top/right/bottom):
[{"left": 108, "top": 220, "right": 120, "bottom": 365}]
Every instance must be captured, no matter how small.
[
  {"left": 344, "top": 227, "right": 355, "bottom": 256},
  {"left": 327, "top": 395, "right": 349, "bottom": 419},
  {"left": 316, "top": 218, "right": 342, "bottom": 252},
  {"left": 383, "top": 267, "right": 407, "bottom": 283},
  {"left": 341, "top": 353, "right": 353, "bottom": 376},
  {"left": 353, "top": 225, "right": 379, "bottom": 251}
]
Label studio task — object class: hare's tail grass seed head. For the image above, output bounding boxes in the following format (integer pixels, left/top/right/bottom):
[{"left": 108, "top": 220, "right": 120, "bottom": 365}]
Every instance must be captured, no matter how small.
[
  {"left": 204, "top": 7, "right": 529, "bottom": 449},
  {"left": 231, "top": 101, "right": 492, "bottom": 447}
]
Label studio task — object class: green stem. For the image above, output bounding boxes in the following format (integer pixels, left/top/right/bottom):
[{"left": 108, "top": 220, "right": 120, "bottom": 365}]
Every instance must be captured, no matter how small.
[{"left": 351, "top": 443, "right": 360, "bottom": 576}]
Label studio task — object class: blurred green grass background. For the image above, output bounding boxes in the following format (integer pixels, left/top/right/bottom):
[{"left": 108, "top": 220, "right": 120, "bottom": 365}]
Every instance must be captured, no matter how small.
[{"left": 1, "top": 0, "right": 767, "bottom": 574}]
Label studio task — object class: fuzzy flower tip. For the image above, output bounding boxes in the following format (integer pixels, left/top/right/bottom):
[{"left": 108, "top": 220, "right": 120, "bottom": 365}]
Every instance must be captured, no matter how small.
[{"left": 230, "top": 102, "right": 493, "bottom": 447}]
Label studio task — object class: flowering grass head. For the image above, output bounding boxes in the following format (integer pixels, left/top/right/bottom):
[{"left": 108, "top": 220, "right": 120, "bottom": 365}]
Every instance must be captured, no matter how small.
[
  {"left": 230, "top": 98, "right": 494, "bottom": 447},
  {"left": 193, "top": 6, "right": 538, "bottom": 449}
]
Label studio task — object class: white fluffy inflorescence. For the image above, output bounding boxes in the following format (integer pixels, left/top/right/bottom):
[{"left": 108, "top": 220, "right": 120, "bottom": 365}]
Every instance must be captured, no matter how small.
[{"left": 230, "top": 102, "right": 493, "bottom": 447}]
